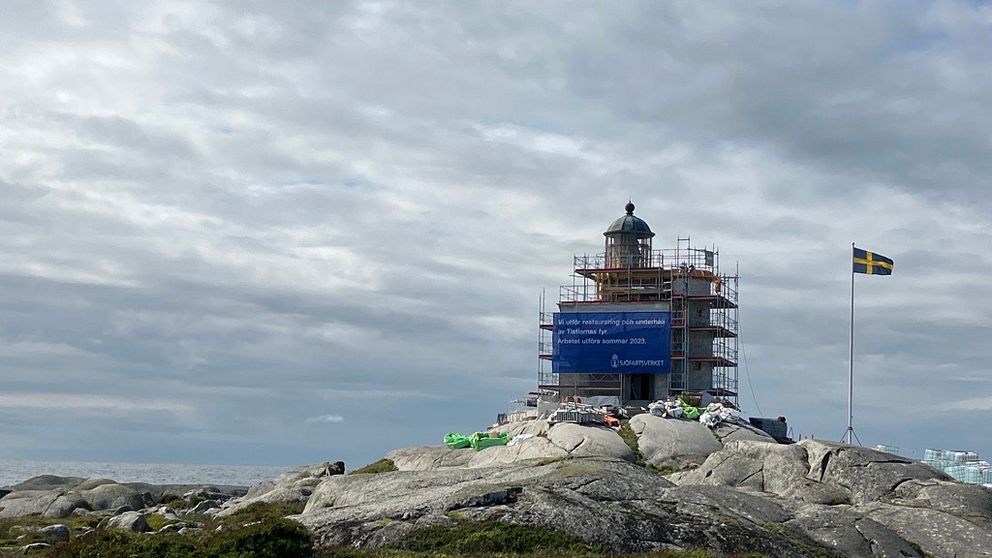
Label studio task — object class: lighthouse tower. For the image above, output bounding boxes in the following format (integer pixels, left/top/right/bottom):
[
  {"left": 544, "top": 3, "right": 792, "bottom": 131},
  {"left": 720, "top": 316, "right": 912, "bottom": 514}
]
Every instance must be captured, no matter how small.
[{"left": 538, "top": 202, "right": 739, "bottom": 406}]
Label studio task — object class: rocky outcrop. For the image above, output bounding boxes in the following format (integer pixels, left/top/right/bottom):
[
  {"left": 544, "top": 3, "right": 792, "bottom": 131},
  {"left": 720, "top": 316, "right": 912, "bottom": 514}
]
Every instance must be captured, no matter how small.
[
  {"left": 387, "top": 445, "right": 476, "bottom": 471},
  {"left": 4, "top": 426, "right": 991, "bottom": 558},
  {"left": 297, "top": 458, "right": 820, "bottom": 556},
  {"left": 784, "top": 505, "right": 924, "bottom": 557},
  {"left": 666, "top": 438, "right": 992, "bottom": 556},
  {"left": 0, "top": 476, "right": 244, "bottom": 519},
  {"left": 289, "top": 430, "right": 992, "bottom": 557},
  {"left": 669, "top": 439, "right": 952, "bottom": 506},
  {"left": 216, "top": 461, "right": 345, "bottom": 517}
]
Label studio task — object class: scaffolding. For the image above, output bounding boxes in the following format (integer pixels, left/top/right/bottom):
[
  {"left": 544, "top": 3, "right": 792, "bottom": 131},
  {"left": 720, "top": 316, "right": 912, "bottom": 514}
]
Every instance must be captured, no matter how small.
[{"left": 538, "top": 237, "right": 739, "bottom": 406}]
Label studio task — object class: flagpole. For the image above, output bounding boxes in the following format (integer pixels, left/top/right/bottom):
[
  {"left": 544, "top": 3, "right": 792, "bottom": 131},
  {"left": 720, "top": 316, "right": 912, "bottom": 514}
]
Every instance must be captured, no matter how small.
[{"left": 846, "top": 242, "right": 855, "bottom": 445}]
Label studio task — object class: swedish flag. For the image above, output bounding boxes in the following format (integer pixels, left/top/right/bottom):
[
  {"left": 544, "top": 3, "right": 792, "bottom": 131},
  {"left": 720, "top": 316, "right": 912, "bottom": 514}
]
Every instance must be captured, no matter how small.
[{"left": 853, "top": 247, "right": 893, "bottom": 275}]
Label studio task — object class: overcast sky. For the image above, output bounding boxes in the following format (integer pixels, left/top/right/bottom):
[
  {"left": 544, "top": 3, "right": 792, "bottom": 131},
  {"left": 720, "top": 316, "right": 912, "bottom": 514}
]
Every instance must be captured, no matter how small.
[{"left": 1, "top": 1, "right": 990, "bottom": 469}]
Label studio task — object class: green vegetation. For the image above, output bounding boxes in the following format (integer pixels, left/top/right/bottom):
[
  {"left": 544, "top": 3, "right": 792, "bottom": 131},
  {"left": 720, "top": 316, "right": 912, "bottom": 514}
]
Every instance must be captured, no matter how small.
[
  {"left": 45, "top": 501, "right": 313, "bottom": 558},
  {"left": 350, "top": 458, "right": 398, "bottom": 475},
  {"left": 315, "top": 549, "right": 764, "bottom": 558},
  {"left": 618, "top": 419, "right": 643, "bottom": 460},
  {"left": 0, "top": 502, "right": 770, "bottom": 558},
  {"left": 144, "top": 513, "right": 177, "bottom": 532},
  {"left": 645, "top": 463, "right": 680, "bottom": 475},
  {"left": 395, "top": 520, "right": 602, "bottom": 555},
  {"left": 49, "top": 517, "right": 312, "bottom": 558},
  {"left": 225, "top": 500, "right": 306, "bottom": 521},
  {"left": 0, "top": 514, "right": 101, "bottom": 549}
]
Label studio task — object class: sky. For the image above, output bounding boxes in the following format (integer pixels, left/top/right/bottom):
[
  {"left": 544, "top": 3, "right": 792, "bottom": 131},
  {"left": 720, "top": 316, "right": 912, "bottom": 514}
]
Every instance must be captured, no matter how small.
[{"left": 1, "top": 0, "right": 990, "bottom": 469}]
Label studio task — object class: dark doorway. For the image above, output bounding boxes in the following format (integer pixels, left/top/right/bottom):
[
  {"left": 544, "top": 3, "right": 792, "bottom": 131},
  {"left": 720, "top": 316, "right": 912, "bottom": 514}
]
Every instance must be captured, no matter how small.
[{"left": 628, "top": 374, "right": 653, "bottom": 401}]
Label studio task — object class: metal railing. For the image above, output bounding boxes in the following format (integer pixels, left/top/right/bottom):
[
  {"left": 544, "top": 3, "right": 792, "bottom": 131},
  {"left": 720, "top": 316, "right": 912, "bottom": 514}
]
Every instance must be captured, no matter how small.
[{"left": 574, "top": 247, "right": 718, "bottom": 273}]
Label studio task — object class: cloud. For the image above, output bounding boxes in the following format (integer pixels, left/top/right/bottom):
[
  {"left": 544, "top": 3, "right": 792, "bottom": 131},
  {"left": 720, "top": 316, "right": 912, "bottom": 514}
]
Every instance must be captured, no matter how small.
[
  {"left": 0, "top": 1, "right": 990, "bottom": 466},
  {"left": 305, "top": 414, "right": 345, "bottom": 425},
  {"left": 0, "top": 393, "right": 193, "bottom": 418},
  {"left": 949, "top": 397, "right": 992, "bottom": 412}
]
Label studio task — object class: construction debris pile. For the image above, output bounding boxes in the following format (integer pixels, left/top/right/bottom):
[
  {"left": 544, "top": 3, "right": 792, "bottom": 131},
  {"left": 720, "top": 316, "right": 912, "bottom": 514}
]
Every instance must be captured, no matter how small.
[
  {"left": 461, "top": 390, "right": 792, "bottom": 453},
  {"left": 648, "top": 397, "right": 742, "bottom": 428}
]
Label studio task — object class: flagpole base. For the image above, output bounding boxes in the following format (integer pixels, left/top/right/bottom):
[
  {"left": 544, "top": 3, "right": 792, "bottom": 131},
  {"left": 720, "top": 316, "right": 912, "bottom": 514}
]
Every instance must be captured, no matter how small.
[{"left": 841, "top": 426, "right": 862, "bottom": 447}]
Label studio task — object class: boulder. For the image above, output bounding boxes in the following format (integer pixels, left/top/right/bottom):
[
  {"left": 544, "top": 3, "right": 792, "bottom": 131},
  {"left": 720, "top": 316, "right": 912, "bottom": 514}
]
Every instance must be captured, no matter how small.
[
  {"left": 546, "top": 423, "right": 635, "bottom": 461},
  {"left": 20, "top": 542, "right": 51, "bottom": 553},
  {"left": 0, "top": 491, "right": 62, "bottom": 518},
  {"left": 629, "top": 414, "right": 722, "bottom": 467},
  {"left": 106, "top": 511, "right": 149, "bottom": 533},
  {"left": 173, "top": 486, "right": 239, "bottom": 506},
  {"left": 38, "top": 524, "right": 70, "bottom": 543},
  {"left": 156, "top": 522, "right": 188, "bottom": 534},
  {"left": 81, "top": 483, "right": 151, "bottom": 512},
  {"left": 188, "top": 499, "right": 220, "bottom": 514},
  {"left": 43, "top": 494, "right": 90, "bottom": 518}
]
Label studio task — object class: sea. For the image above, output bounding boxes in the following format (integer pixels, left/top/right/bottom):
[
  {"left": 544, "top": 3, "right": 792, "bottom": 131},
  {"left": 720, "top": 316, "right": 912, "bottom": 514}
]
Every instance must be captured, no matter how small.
[{"left": 0, "top": 459, "right": 291, "bottom": 488}]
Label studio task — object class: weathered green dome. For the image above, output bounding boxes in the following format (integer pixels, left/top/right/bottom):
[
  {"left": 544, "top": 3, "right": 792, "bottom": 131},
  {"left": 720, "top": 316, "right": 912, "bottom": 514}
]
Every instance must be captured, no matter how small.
[{"left": 604, "top": 202, "right": 654, "bottom": 237}]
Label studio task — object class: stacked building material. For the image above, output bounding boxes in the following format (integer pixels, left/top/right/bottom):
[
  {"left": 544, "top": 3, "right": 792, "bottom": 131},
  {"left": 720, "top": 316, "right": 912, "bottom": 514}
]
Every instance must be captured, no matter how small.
[
  {"left": 923, "top": 447, "right": 992, "bottom": 487},
  {"left": 547, "top": 402, "right": 605, "bottom": 425}
]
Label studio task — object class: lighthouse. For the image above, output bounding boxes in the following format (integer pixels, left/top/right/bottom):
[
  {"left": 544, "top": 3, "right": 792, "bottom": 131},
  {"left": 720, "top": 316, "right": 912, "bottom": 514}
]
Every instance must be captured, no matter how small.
[{"left": 538, "top": 202, "right": 739, "bottom": 406}]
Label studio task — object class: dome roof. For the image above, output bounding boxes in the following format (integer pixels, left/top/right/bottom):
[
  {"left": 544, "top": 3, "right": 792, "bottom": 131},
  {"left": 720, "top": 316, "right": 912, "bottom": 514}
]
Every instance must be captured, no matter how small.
[{"left": 604, "top": 201, "right": 655, "bottom": 237}]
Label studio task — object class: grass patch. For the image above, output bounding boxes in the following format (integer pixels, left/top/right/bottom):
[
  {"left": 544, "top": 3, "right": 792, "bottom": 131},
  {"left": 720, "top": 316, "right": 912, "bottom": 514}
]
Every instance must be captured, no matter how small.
[
  {"left": 50, "top": 530, "right": 199, "bottom": 558},
  {"left": 645, "top": 463, "right": 680, "bottom": 475},
  {"left": 48, "top": 515, "right": 313, "bottom": 558},
  {"left": 144, "top": 513, "right": 177, "bottom": 532},
  {"left": 618, "top": 420, "right": 642, "bottom": 457},
  {"left": 350, "top": 459, "right": 398, "bottom": 475},
  {"left": 224, "top": 500, "right": 306, "bottom": 522},
  {"left": 619, "top": 419, "right": 652, "bottom": 470},
  {"left": 0, "top": 514, "right": 101, "bottom": 547}
]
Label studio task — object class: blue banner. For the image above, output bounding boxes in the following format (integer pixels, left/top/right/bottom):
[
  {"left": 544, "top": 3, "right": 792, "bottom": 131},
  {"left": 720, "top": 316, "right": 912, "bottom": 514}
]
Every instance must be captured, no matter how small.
[{"left": 552, "top": 312, "right": 671, "bottom": 374}]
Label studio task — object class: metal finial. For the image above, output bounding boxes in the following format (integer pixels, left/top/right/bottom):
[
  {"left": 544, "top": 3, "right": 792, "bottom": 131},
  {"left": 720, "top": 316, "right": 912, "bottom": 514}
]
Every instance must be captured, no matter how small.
[{"left": 625, "top": 201, "right": 635, "bottom": 214}]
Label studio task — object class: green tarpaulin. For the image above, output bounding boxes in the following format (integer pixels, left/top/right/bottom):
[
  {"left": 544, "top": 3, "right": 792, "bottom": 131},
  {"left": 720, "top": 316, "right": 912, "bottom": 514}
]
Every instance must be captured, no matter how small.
[
  {"left": 446, "top": 431, "right": 510, "bottom": 451},
  {"left": 444, "top": 432, "right": 472, "bottom": 449},
  {"left": 469, "top": 432, "right": 510, "bottom": 450},
  {"left": 678, "top": 398, "right": 702, "bottom": 420}
]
